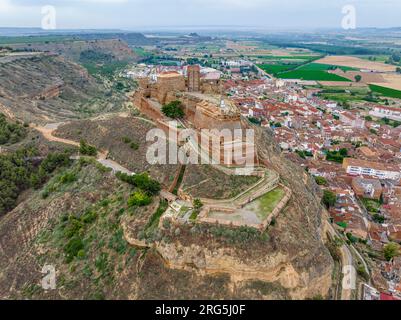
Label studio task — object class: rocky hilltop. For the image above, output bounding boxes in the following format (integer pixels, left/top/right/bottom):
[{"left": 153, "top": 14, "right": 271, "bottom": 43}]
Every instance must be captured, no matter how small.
[
  {"left": 9, "top": 39, "right": 138, "bottom": 63},
  {"left": 0, "top": 53, "right": 131, "bottom": 124},
  {"left": 124, "top": 124, "right": 334, "bottom": 299}
]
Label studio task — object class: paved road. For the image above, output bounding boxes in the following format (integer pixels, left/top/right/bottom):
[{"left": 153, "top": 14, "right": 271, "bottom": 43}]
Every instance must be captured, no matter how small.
[{"left": 325, "top": 221, "right": 354, "bottom": 300}]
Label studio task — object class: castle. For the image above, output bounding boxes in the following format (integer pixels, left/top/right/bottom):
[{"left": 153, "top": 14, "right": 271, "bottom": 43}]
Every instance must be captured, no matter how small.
[{"left": 132, "top": 65, "right": 258, "bottom": 167}]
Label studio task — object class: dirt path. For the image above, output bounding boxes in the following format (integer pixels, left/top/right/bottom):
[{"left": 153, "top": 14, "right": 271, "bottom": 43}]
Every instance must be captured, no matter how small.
[
  {"left": 33, "top": 123, "right": 80, "bottom": 147},
  {"left": 33, "top": 122, "right": 134, "bottom": 175}
]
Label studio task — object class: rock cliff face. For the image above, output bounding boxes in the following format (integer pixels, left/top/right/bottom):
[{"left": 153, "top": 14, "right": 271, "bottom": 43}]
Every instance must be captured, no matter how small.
[{"left": 155, "top": 241, "right": 332, "bottom": 299}]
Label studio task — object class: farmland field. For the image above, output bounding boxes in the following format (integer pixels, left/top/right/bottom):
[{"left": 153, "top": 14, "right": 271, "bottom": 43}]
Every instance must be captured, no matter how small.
[
  {"left": 296, "top": 63, "right": 357, "bottom": 72},
  {"left": 369, "top": 84, "right": 401, "bottom": 99},
  {"left": 315, "top": 55, "right": 396, "bottom": 72},
  {"left": 278, "top": 69, "right": 351, "bottom": 81},
  {"left": 316, "top": 86, "right": 372, "bottom": 103},
  {"left": 257, "top": 64, "right": 297, "bottom": 75},
  {"left": 258, "top": 60, "right": 356, "bottom": 81}
]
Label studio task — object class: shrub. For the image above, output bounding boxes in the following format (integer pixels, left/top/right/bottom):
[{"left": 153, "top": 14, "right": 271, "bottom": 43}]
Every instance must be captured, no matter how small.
[
  {"left": 130, "top": 142, "right": 139, "bottom": 150},
  {"left": 193, "top": 198, "right": 203, "bottom": 210},
  {"left": 373, "top": 214, "right": 385, "bottom": 224},
  {"left": 59, "top": 172, "right": 77, "bottom": 184},
  {"left": 116, "top": 172, "right": 161, "bottom": 196},
  {"left": 322, "top": 190, "right": 336, "bottom": 208},
  {"left": 122, "top": 136, "right": 131, "bottom": 144},
  {"left": 128, "top": 191, "right": 152, "bottom": 207},
  {"left": 79, "top": 140, "right": 97, "bottom": 156},
  {"left": 40, "top": 152, "right": 71, "bottom": 173},
  {"left": 81, "top": 210, "right": 97, "bottom": 224},
  {"left": 64, "top": 237, "right": 84, "bottom": 263},
  {"left": 384, "top": 242, "right": 400, "bottom": 261},
  {"left": 314, "top": 176, "right": 327, "bottom": 186},
  {"left": 162, "top": 100, "right": 185, "bottom": 119},
  {"left": 0, "top": 113, "right": 27, "bottom": 145}
]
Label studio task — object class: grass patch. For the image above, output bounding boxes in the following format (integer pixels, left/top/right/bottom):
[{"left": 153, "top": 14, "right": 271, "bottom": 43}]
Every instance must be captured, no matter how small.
[
  {"left": 361, "top": 198, "right": 381, "bottom": 213},
  {"left": 173, "top": 166, "right": 186, "bottom": 195},
  {"left": 256, "top": 187, "right": 286, "bottom": 220},
  {"left": 279, "top": 70, "right": 351, "bottom": 81},
  {"left": 143, "top": 200, "right": 168, "bottom": 239}
]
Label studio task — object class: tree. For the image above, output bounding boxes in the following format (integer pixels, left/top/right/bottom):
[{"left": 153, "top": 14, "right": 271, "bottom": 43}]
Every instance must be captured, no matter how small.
[
  {"left": 162, "top": 100, "right": 185, "bottom": 119},
  {"left": 396, "top": 67, "right": 401, "bottom": 74},
  {"left": 193, "top": 198, "right": 203, "bottom": 210},
  {"left": 339, "top": 148, "right": 348, "bottom": 157},
  {"left": 314, "top": 176, "right": 327, "bottom": 186},
  {"left": 383, "top": 242, "right": 400, "bottom": 261},
  {"left": 391, "top": 53, "right": 401, "bottom": 63},
  {"left": 373, "top": 214, "right": 385, "bottom": 224},
  {"left": 364, "top": 115, "right": 373, "bottom": 121},
  {"left": 322, "top": 190, "right": 336, "bottom": 209},
  {"left": 354, "top": 75, "right": 362, "bottom": 83}
]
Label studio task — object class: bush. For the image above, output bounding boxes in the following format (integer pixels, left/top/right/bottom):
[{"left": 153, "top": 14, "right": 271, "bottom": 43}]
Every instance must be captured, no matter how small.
[
  {"left": 130, "top": 142, "right": 139, "bottom": 150},
  {"left": 346, "top": 232, "right": 358, "bottom": 244},
  {"left": 79, "top": 140, "right": 97, "bottom": 156},
  {"left": 322, "top": 190, "right": 336, "bottom": 208},
  {"left": 122, "top": 136, "right": 131, "bottom": 144},
  {"left": 40, "top": 152, "right": 71, "bottom": 173},
  {"left": 128, "top": 191, "right": 152, "bottom": 207},
  {"left": 59, "top": 172, "right": 77, "bottom": 184},
  {"left": 0, "top": 113, "right": 27, "bottom": 145},
  {"left": 162, "top": 100, "right": 185, "bottom": 119},
  {"left": 0, "top": 148, "right": 71, "bottom": 215},
  {"left": 315, "top": 176, "right": 327, "bottom": 186},
  {"left": 373, "top": 214, "right": 385, "bottom": 224},
  {"left": 116, "top": 172, "right": 161, "bottom": 196},
  {"left": 64, "top": 237, "right": 84, "bottom": 263},
  {"left": 384, "top": 242, "right": 400, "bottom": 261},
  {"left": 193, "top": 198, "right": 203, "bottom": 210}
]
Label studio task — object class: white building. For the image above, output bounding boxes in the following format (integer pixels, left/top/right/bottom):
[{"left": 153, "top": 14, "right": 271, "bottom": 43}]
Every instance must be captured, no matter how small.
[
  {"left": 369, "top": 105, "right": 401, "bottom": 122},
  {"left": 343, "top": 158, "right": 401, "bottom": 181}
]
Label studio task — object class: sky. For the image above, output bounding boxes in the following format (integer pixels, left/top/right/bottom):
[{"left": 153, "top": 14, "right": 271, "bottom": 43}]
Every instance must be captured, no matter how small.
[{"left": 0, "top": 0, "right": 400, "bottom": 30}]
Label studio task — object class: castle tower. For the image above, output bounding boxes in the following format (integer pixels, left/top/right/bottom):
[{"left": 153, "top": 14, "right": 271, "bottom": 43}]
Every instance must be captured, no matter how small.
[{"left": 187, "top": 65, "right": 201, "bottom": 92}]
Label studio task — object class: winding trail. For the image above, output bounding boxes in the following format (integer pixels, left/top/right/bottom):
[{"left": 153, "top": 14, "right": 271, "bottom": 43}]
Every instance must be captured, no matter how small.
[{"left": 32, "top": 122, "right": 134, "bottom": 175}]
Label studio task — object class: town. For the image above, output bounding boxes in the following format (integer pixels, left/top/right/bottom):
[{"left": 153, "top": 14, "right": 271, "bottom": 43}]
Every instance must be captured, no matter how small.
[{"left": 123, "top": 38, "right": 401, "bottom": 300}]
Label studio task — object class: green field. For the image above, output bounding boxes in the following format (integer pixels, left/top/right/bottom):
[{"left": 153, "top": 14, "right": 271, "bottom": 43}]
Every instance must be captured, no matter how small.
[
  {"left": 257, "top": 64, "right": 297, "bottom": 75},
  {"left": 315, "top": 86, "right": 371, "bottom": 103},
  {"left": 296, "top": 63, "right": 357, "bottom": 72},
  {"left": 0, "top": 36, "right": 74, "bottom": 45},
  {"left": 257, "top": 55, "right": 319, "bottom": 60},
  {"left": 369, "top": 84, "right": 401, "bottom": 99},
  {"left": 258, "top": 61, "right": 356, "bottom": 81},
  {"left": 278, "top": 70, "right": 351, "bottom": 81}
]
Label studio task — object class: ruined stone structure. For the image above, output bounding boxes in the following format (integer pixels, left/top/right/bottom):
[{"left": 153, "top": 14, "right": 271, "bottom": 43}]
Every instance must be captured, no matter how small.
[
  {"left": 156, "top": 71, "right": 186, "bottom": 105},
  {"left": 187, "top": 65, "right": 200, "bottom": 92},
  {"left": 132, "top": 68, "right": 257, "bottom": 166}
]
